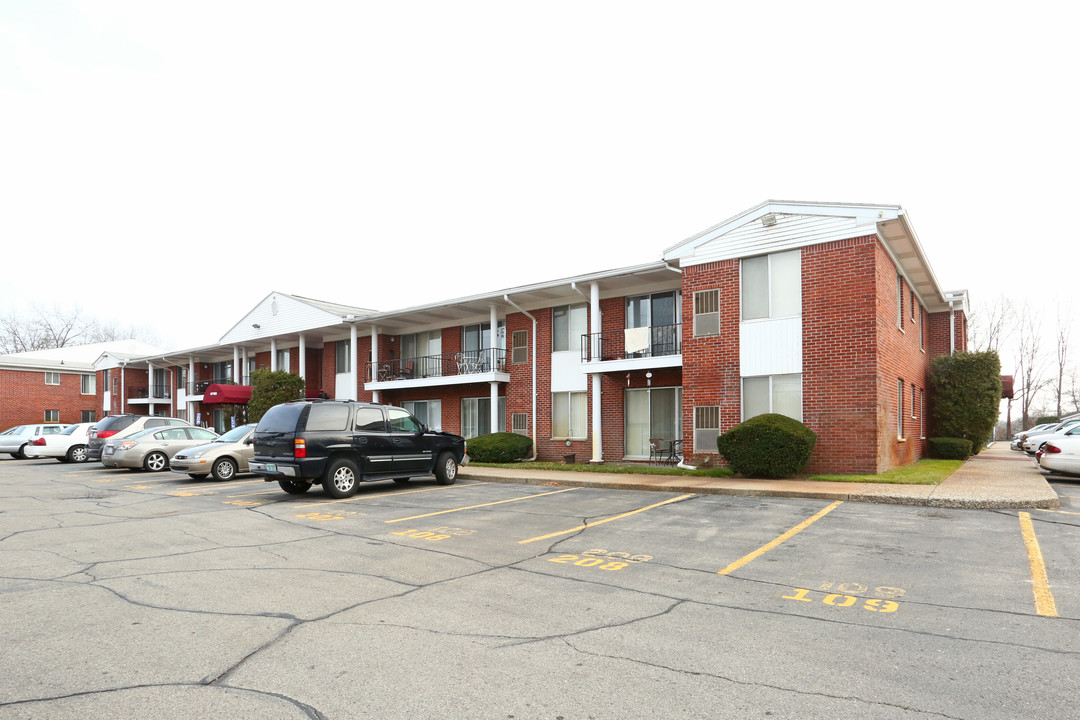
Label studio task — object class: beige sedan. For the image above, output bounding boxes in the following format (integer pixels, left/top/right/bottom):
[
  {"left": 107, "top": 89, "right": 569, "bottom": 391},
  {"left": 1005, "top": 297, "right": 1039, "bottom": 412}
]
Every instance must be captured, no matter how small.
[
  {"left": 101, "top": 426, "right": 220, "bottom": 471},
  {"left": 170, "top": 423, "right": 256, "bottom": 481}
]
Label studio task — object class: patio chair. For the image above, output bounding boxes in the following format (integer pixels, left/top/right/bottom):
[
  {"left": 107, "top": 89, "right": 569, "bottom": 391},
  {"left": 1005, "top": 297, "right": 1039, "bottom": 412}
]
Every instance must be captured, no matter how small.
[{"left": 649, "top": 438, "right": 667, "bottom": 465}]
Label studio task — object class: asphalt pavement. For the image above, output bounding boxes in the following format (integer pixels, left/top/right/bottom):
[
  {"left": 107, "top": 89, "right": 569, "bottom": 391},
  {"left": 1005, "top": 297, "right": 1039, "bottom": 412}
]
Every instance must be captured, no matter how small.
[{"left": 460, "top": 441, "right": 1062, "bottom": 509}]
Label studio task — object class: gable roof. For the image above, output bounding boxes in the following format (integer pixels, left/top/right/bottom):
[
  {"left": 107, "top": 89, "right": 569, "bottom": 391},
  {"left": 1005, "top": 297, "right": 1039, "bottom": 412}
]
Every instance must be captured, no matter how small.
[
  {"left": 663, "top": 200, "right": 960, "bottom": 312},
  {"left": 217, "top": 292, "right": 378, "bottom": 345}
]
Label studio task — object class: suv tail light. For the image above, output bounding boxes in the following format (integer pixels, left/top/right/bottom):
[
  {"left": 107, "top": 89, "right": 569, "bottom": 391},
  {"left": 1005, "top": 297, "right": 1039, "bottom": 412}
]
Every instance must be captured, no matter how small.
[
  {"left": 32, "top": 437, "right": 47, "bottom": 446},
  {"left": 1045, "top": 444, "right": 1062, "bottom": 454},
  {"left": 97, "top": 430, "right": 119, "bottom": 439},
  {"left": 294, "top": 439, "right": 307, "bottom": 458}
]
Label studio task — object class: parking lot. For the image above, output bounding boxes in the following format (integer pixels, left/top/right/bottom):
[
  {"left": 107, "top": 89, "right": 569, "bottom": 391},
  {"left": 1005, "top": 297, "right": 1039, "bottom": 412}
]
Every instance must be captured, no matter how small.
[{"left": 1, "top": 458, "right": 1077, "bottom": 719}]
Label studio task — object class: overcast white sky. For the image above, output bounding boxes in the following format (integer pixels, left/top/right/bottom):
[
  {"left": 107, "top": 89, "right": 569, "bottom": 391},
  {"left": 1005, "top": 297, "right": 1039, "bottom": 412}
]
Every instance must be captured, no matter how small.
[{"left": 1, "top": 1, "right": 1076, "bottom": 382}]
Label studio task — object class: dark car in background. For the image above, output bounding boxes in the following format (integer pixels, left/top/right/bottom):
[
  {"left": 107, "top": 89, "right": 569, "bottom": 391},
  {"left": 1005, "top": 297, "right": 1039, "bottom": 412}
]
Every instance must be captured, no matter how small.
[
  {"left": 85, "top": 414, "right": 192, "bottom": 460},
  {"left": 249, "top": 400, "right": 467, "bottom": 498}
]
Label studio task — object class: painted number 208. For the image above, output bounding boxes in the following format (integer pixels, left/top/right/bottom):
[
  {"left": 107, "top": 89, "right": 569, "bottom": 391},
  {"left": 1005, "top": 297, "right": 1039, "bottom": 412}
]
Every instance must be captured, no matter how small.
[{"left": 548, "top": 555, "right": 630, "bottom": 571}]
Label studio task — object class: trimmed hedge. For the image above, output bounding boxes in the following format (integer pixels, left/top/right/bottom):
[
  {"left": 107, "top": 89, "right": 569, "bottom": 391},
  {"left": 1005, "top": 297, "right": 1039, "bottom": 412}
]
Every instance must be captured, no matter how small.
[
  {"left": 929, "top": 351, "right": 1001, "bottom": 453},
  {"left": 716, "top": 413, "right": 817, "bottom": 478},
  {"left": 928, "top": 437, "right": 973, "bottom": 460},
  {"left": 467, "top": 432, "right": 533, "bottom": 463},
  {"left": 248, "top": 369, "right": 306, "bottom": 423}
]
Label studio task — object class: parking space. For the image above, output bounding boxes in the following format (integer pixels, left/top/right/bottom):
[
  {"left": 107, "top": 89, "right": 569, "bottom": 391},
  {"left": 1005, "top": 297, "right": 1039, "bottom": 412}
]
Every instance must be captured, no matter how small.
[{"left": 2, "top": 457, "right": 1078, "bottom": 719}]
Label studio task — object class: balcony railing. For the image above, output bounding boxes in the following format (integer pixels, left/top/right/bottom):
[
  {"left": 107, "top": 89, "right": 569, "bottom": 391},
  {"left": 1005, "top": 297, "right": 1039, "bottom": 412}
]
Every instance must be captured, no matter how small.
[
  {"left": 367, "top": 348, "right": 508, "bottom": 382},
  {"left": 129, "top": 384, "right": 172, "bottom": 400},
  {"left": 580, "top": 323, "right": 682, "bottom": 363}
]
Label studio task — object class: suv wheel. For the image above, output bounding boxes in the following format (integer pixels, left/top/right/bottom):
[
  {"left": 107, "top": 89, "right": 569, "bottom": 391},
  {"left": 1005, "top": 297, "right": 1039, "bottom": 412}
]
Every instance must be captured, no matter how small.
[
  {"left": 323, "top": 458, "right": 359, "bottom": 498},
  {"left": 434, "top": 452, "right": 458, "bottom": 485}
]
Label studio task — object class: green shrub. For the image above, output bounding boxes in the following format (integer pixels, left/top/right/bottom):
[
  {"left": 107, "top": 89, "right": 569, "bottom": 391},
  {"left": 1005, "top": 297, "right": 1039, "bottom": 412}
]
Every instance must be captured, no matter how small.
[
  {"left": 928, "top": 437, "right": 973, "bottom": 460},
  {"left": 929, "top": 351, "right": 1001, "bottom": 452},
  {"left": 1035, "top": 416, "right": 1060, "bottom": 425},
  {"left": 467, "top": 432, "right": 533, "bottom": 463},
  {"left": 247, "top": 369, "right": 306, "bottom": 423},
  {"left": 716, "top": 414, "right": 817, "bottom": 478}
]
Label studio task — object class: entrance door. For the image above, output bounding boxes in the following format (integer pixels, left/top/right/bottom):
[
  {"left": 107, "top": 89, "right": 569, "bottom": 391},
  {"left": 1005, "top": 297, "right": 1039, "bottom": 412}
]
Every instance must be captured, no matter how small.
[{"left": 624, "top": 387, "right": 681, "bottom": 458}]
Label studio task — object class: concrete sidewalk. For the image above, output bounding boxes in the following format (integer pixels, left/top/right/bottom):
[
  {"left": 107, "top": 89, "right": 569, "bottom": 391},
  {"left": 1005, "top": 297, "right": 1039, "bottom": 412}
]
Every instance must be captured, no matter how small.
[{"left": 459, "top": 442, "right": 1061, "bottom": 509}]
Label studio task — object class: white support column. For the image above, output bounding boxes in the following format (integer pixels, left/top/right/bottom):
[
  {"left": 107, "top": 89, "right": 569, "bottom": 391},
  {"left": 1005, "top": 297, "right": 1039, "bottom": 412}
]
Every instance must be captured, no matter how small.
[
  {"left": 298, "top": 334, "right": 307, "bottom": 385},
  {"left": 147, "top": 361, "right": 155, "bottom": 416},
  {"left": 270, "top": 338, "right": 278, "bottom": 372},
  {"left": 370, "top": 326, "right": 380, "bottom": 403},
  {"left": 350, "top": 323, "right": 359, "bottom": 401},
  {"left": 489, "top": 305, "right": 499, "bottom": 431},
  {"left": 590, "top": 281, "right": 603, "bottom": 463},
  {"left": 187, "top": 358, "right": 196, "bottom": 421},
  {"left": 241, "top": 348, "right": 248, "bottom": 383},
  {"left": 233, "top": 346, "right": 240, "bottom": 383}
]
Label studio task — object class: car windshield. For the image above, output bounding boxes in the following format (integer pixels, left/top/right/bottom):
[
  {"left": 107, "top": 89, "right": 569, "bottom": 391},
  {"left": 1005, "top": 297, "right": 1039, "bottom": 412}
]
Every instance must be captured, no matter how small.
[
  {"left": 2, "top": 426, "right": 23, "bottom": 435},
  {"left": 215, "top": 425, "right": 254, "bottom": 443},
  {"left": 59, "top": 425, "right": 81, "bottom": 436}
]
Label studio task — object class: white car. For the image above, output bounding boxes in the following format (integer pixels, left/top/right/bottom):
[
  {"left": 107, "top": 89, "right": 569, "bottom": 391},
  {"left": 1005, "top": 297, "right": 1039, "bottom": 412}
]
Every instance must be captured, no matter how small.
[
  {"left": 1021, "top": 420, "right": 1080, "bottom": 454},
  {"left": 0, "top": 423, "right": 71, "bottom": 459},
  {"left": 1010, "top": 423, "right": 1056, "bottom": 450},
  {"left": 1036, "top": 436, "right": 1080, "bottom": 477},
  {"left": 23, "top": 422, "right": 95, "bottom": 463}
]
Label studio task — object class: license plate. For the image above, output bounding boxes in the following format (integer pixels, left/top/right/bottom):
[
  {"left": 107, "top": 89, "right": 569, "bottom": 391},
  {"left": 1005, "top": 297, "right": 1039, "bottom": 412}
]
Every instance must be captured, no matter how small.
[{"left": 265, "top": 463, "right": 277, "bottom": 472}]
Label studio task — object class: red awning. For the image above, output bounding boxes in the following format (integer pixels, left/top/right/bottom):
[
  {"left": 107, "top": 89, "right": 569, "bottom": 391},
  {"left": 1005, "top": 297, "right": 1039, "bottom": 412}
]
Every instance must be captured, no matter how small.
[{"left": 202, "top": 384, "right": 253, "bottom": 404}]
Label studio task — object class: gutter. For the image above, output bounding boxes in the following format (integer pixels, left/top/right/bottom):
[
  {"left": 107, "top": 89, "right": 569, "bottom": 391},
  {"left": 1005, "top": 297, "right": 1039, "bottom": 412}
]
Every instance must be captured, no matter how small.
[{"left": 504, "top": 294, "right": 538, "bottom": 461}]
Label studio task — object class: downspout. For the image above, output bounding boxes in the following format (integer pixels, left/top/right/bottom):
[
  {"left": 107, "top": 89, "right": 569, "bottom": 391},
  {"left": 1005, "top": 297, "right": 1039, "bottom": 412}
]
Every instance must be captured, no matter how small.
[
  {"left": 949, "top": 299, "right": 956, "bottom": 355},
  {"left": 120, "top": 361, "right": 126, "bottom": 415},
  {"left": 504, "top": 294, "right": 538, "bottom": 461}
]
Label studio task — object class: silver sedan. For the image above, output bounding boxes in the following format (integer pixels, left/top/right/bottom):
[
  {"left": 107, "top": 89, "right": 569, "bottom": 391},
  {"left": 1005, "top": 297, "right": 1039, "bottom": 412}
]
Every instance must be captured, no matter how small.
[{"left": 101, "top": 426, "right": 219, "bottom": 471}]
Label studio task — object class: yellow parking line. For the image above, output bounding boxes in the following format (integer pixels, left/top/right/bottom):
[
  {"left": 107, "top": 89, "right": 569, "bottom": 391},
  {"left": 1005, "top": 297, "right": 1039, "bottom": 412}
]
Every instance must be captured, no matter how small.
[
  {"left": 228, "top": 490, "right": 286, "bottom": 498},
  {"left": 1036, "top": 508, "right": 1080, "bottom": 517},
  {"left": 717, "top": 501, "right": 843, "bottom": 576},
  {"left": 518, "top": 494, "right": 695, "bottom": 545},
  {"left": 1019, "top": 512, "right": 1058, "bottom": 618},
  {"left": 386, "top": 487, "right": 579, "bottom": 523},
  {"left": 293, "top": 482, "right": 487, "bottom": 509}
]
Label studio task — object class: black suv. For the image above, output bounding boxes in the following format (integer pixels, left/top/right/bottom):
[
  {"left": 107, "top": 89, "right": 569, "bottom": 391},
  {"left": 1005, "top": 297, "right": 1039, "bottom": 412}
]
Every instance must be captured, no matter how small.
[{"left": 249, "top": 400, "right": 468, "bottom": 498}]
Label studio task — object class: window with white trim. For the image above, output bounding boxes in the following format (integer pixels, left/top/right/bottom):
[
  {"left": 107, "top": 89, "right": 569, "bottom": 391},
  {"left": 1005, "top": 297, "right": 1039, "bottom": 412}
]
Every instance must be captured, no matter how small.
[
  {"left": 552, "top": 304, "right": 587, "bottom": 352},
  {"left": 512, "top": 330, "right": 528, "bottom": 364},
  {"left": 552, "top": 392, "right": 587, "bottom": 439},
  {"left": 336, "top": 340, "right": 351, "bottom": 373},
  {"left": 694, "top": 289, "right": 720, "bottom": 337},
  {"left": 81, "top": 410, "right": 96, "bottom": 423},
  {"left": 44, "top": 410, "right": 59, "bottom": 422},
  {"left": 741, "top": 250, "right": 801, "bottom": 320},
  {"left": 694, "top": 406, "right": 721, "bottom": 452},
  {"left": 45, "top": 372, "right": 60, "bottom": 385},
  {"left": 276, "top": 349, "right": 290, "bottom": 372},
  {"left": 403, "top": 400, "right": 442, "bottom": 432},
  {"left": 898, "top": 379, "right": 905, "bottom": 438},
  {"left": 742, "top": 374, "right": 802, "bottom": 422},
  {"left": 897, "top": 275, "right": 905, "bottom": 329},
  {"left": 81, "top": 374, "right": 95, "bottom": 394},
  {"left": 461, "top": 396, "right": 505, "bottom": 439}
]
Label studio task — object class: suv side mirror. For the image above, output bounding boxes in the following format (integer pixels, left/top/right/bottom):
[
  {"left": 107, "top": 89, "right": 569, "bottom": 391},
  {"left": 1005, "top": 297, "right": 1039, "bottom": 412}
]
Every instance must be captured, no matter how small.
[{"left": 418, "top": 423, "right": 428, "bottom": 435}]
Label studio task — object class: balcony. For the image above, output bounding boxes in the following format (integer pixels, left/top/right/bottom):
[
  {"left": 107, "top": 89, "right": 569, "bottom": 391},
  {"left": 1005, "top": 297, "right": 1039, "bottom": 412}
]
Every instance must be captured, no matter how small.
[
  {"left": 128, "top": 384, "right": 172, "bottom": 403},
  {"left": 580, "top": 323, "right": 683, "bottom": 371},
  {"left": 367, "top": 348, "right": 509, "bottom": 390}
]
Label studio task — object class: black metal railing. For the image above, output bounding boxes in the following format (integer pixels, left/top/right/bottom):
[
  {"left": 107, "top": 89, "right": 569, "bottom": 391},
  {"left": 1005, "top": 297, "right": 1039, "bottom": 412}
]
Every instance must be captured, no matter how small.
[
  {"left": 129, "top": 384, "right": 172, "bottom": 400},
  {"left": 188, "top": 377, "right": 240, "bottom": 395},
  {"left": 367, "top": 348, "right": 508, "bottom": 382},
  {"left": 580, "top": 323, "right": 682, "bottom": 363}
]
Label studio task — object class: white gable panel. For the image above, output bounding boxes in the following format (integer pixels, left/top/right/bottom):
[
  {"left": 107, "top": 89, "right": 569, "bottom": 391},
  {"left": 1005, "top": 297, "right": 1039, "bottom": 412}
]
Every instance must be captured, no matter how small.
[
  {"left": 685, "top": 214, "right": 879, "bottom": 266},
  {"left": 220, "top": 294, "right": 348, "bottom": 344}
]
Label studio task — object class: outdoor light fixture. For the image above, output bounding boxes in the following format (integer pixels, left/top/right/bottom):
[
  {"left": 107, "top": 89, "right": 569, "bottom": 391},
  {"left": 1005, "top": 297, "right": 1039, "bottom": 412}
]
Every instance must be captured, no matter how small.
[
  {"left": 252, "top": 323, "right": 261, "bottom": 329},
  {"left": 761, "top": 213, "right": 777, "bottom": 227}
]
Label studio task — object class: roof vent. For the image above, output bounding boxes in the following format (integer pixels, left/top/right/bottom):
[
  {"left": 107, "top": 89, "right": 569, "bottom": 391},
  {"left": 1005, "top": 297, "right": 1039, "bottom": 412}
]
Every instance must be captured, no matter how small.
[{"left": 761, "top": 213, "right": 778, "bottom": 227}]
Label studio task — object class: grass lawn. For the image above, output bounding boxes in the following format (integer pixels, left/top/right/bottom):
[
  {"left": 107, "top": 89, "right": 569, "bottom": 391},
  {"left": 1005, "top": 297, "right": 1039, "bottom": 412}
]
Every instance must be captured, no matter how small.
[
  {"left": 471, "top": 458, "right": 963, "bottom": 485},
  {"left": 809, "top": 459, "right": 963, "bottom": 485}
]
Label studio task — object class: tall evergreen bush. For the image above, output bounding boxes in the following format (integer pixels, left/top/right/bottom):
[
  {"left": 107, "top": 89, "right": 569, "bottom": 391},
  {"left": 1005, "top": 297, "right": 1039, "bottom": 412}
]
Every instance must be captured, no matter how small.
[
  {"left": 929, "top": 351, "right": 1001, "bottom": 452},
  {"left": 248, "top": 369, "right": 306, "bottom": 423}
]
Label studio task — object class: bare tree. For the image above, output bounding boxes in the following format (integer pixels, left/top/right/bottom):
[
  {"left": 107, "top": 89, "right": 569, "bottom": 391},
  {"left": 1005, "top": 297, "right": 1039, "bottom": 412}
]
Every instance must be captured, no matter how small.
[
  {"left": 1013, "top": 303, "right": 1051, "bottom": 429},
  {"left": 0, "top": 305, "right": 159, "bottom": 354},
  {"left": 1054, "top": 302, "right": 1072, "bottom": 418},
  {"left": 969, "top": 294, "right": 1014, "bottom": 353}
]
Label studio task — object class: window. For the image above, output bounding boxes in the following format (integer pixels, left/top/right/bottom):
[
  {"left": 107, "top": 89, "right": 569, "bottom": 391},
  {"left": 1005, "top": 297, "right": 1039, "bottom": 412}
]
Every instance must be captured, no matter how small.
[
  {"left": 211, "top": 361, "right": 232, "bottom": 383},
  {"left": 44, "top": 410, "right": 59, "bottom": 422},
  {"left": 45, "top": 372, "right": 60, "bottom": 385},
  {"left": 354, "top": 407, "right": 386, "bottom": 432},
  {"left": 919, "top": 388, "right": 926, "bottom": 439},
  {"left": 552, "top": 392, "right": 587, "bottom": 439},
  {"left": 403, "top": 400, "right": 442, "bottom": 431},
  {"left": 307, "top": 404, "right": 350, "bottom": 431},
  {"left": 112, "top": 376, "right": 118, "bottom": 393},
  {"left": 897, "top": 275, "right": 905, "bottom": 329},
  {"left": 276, "top": 349, "right": 290, "bottom": 372},
  {"left": 741, "top": 250, "right": 801, "bottom": 320},
  {"left": 81, "top": 410, "right": 96, "bottom": 423},
  {"left": 336, "top": 340, "right": 351, "bottom": 373},
  {"left": 897, "top": 379, "right": 905, "bottom": 438},
  {"left": 402, "top": 330, "right": 443, "bottom": 377},
  {"left": 742, "top": 374, "right": 802, "bottom": 422},
  {"left": 919, "top": 305, "right": 925, "bottom": 350},
  {"left": 512, "top": 330, "right": 528, "bottom": 364},
  {"left": 80, "top": 374, "right": 96, "bottom": 394},
  {"left": 552, "top": 304, "right": 588, "bottom": 352},
  {"left": 694, "top": 290, "right": 719, "bottom": 337},
  {"left": 912, "top": 385, "right": 918, "bottom": 420},
  {"left": 512, "top": 412, "right": 528, "bottom": 436},
  {"left": 461, "top": 396, "right": 506, "bottom": 439},
  {"left": 910, "top": 289, "right": 917, "bottom": 321},
  {"left": 694, "top": 406, "right": 721, "bottom": 452}
]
